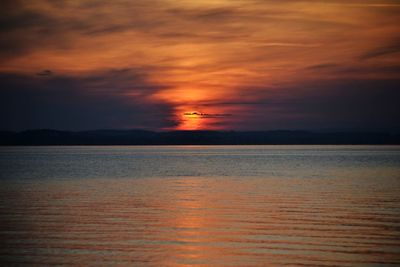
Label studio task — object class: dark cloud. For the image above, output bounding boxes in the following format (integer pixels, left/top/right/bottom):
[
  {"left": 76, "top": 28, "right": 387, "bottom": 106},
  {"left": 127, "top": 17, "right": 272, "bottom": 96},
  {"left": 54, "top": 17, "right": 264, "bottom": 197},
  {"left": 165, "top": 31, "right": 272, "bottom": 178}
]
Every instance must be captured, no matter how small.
[
  {"left": 198, "top": 78, "right": 400, "bottom": 131},
  {"left": 360, "top": 39, "right": 400, "bottom": 60},
  {"left": 305, "top": 63, "right": 400, "bottom": 77},
  {"left": 0, "top": 2, "right": 173, "bottom": 64},
  {"left": 194, "top": 7, "right": 237, "bottom": 21},
  {"left": 305, "top": 63, "right": 339, "bottom": 70},
  {"left": 0, "top": 3, "right": 77, "bottom": 58},
  {"left": 0, "top": 70, "right": 177, "bottom": 131},
  {"left": 36, "top": 70, "right": 53, "bottom": 76},
  {"left": 183, "top": 112, "right": 232, "bottom": 118}
]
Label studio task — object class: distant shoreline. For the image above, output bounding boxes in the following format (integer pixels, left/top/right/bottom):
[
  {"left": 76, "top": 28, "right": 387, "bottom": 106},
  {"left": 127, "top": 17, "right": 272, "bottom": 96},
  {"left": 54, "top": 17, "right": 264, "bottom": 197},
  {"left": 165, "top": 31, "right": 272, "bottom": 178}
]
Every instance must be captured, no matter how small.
[{"left": 1, "top": 129, "right": 399, "bottom": 146}]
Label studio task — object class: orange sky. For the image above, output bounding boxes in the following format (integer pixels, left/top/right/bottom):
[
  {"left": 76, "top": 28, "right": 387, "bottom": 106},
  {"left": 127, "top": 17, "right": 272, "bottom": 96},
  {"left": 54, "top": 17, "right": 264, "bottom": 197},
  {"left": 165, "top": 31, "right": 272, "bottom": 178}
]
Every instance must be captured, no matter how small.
[{"left": 1, "top": 0, "right": 399, "bottom": 131}]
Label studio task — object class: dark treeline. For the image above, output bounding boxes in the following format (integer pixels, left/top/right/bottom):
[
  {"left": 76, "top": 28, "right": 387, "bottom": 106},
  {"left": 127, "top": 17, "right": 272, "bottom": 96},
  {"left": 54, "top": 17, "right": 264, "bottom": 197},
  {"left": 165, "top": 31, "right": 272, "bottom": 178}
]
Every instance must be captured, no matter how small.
[{"left": 0, "top": 129, "right": 399, "bottom": 145}]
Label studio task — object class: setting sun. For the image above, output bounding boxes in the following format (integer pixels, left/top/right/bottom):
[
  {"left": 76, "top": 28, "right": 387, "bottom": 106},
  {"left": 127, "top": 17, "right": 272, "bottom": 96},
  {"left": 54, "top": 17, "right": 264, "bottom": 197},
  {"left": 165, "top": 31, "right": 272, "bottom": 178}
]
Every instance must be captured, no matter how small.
[{"left": 178, "top": 111, "right": 203, "bottom": 130}]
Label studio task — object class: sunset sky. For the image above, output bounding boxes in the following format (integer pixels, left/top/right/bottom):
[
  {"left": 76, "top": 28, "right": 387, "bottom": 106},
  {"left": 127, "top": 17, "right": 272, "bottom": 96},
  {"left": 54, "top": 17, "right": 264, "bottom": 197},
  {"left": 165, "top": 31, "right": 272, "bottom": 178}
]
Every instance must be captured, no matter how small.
[{"left": 1, "top": 0, "right": 399, "bottom": 131}]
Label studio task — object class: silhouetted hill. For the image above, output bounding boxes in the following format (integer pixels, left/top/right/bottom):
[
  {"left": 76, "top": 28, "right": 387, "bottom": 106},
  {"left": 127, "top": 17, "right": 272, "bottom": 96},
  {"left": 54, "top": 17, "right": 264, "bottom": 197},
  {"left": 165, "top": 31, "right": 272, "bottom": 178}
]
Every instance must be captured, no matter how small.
[{"left": 0, "top": 130, "right": 399, "bottom": 145}]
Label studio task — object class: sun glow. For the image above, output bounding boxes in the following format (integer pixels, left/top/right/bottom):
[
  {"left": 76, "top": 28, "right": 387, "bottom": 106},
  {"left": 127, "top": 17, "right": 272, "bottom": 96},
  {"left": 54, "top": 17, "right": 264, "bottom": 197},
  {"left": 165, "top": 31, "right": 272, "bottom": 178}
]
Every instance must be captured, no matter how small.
[{"left": 178, "top": 111, "right": 203, "bottom": 130}]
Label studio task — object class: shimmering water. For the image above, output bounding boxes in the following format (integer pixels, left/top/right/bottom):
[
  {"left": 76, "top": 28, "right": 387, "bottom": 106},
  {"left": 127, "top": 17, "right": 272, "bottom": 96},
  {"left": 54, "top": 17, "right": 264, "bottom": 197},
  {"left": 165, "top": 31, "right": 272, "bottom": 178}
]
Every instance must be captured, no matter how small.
[{"left": 1, "top": 146, "right": 400, "bottom": 266}]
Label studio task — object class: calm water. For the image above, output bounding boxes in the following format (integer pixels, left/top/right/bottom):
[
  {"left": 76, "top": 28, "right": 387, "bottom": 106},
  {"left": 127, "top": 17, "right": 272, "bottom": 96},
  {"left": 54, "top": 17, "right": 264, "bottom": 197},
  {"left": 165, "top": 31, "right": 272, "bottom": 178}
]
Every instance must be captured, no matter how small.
[{"left": 0, "top": 145, "right": 400, "bottom": 266}]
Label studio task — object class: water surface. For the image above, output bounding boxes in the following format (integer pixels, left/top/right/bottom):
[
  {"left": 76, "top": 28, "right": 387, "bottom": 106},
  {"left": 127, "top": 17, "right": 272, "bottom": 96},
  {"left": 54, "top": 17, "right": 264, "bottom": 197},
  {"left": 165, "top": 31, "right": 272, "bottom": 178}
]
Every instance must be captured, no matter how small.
[{"left": 1, "top": 145, "right": 400, "bottom": 266}]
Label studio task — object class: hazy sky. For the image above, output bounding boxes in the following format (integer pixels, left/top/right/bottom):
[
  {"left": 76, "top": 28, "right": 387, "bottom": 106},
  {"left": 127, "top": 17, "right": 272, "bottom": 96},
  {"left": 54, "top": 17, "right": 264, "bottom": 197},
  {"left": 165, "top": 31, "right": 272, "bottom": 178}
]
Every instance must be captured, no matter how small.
[{"left": 1, "top": 0, "right": 399, "bottom": 131}]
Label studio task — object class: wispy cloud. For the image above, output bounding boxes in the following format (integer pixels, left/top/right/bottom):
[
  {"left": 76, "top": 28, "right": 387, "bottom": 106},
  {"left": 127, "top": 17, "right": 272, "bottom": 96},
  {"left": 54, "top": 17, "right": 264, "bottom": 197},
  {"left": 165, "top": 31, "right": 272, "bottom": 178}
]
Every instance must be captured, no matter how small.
[{"left": 360, "top": 39, "right": 400, "bottom": 60}]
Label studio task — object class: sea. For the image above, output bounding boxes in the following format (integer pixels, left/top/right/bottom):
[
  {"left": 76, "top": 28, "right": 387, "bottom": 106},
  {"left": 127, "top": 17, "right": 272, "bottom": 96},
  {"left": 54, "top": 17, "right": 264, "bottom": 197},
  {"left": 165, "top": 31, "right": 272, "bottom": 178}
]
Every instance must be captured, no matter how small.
[{"left": 0, "top": 145, "right": 399, "bottom": 266}]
